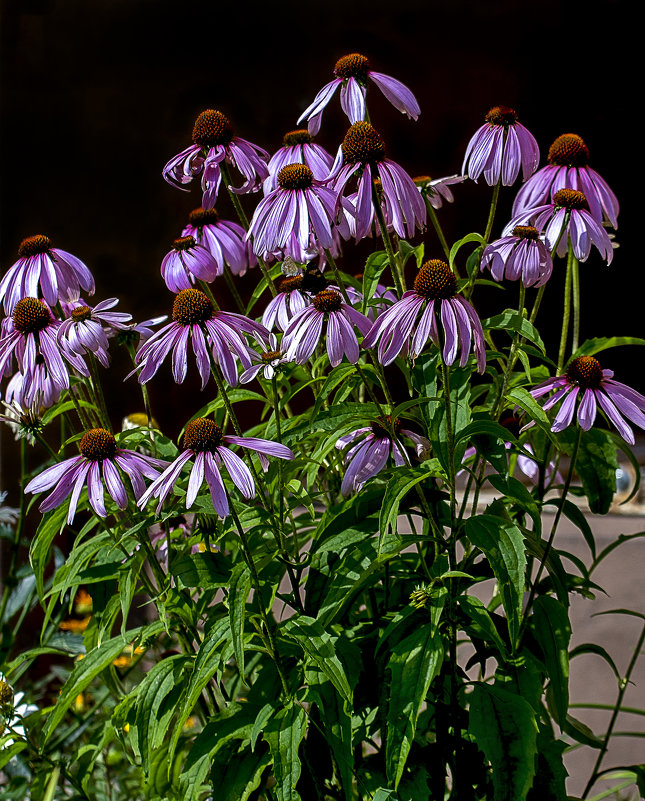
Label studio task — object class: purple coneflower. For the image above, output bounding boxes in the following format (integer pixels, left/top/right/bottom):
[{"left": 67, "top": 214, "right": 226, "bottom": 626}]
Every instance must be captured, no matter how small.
[
  {"left": 414, "top": 174, "right": 466, "bottom": 210},
  {"left": 504, "top": 188, "right": 614, "bottom": 264},
  {"left": 261, "top": 268, "right": 328, "bottom": 332},
  {"left": 481, "top": 226, "right": 553, "bottom": 287},
  {"left": 462, "top": 106, "right": 539, "bottom": 187},
  {"left": 160, "top": 235, "right": 220, "bottom": 293},
  {"left": 162, "top": 109, "right": 269, "bottom": 209},
  {"left": 512, "top": 133, "right": 619, "bottom": 228},
  {"left": 240, "top": 335, "right": 289, "bottom": 383},
  {"left": 0, "top": 297, "right": 88, "bottom": 388},
  {"left": 3, "top": 363, "right": 63, "bottom": 409},
  {"left": 58, "top": 298, "right": 132, "bottom": 367},
  {"left": 0, "top": 393, "right": 44, "bottom": 446},
  {"left": 182, "top": 207, "right": 255, "bottom": 277},
  {"left": 298, "top": 53, "right": 420, "bottom": 135},
  {"left": 336, "top": 416, "right": 431, "bottom": 496},
  {"left": 362, "top": 260, "right": 486, "bottom": 371},
  {"left": 263, "top": 129, "right": 334, "bottom": 193},
  {"left": 0, "top": 235, "right": 95, "bottom": 314},
  {"left": 133, "top": 289, "right": 269, "bottom": 388},
  {"left": 24, "top": 427, "right": 166, "bottom": 524},
  {"left": 530, "top": 356, "right": 645, "bottom": 445},
  {"left": 137, "top": 417, "right": 294, "bottom": 517},
  {"left": 281, "top": 288, "right": 371, "bottom": 367},
  {"left": 330, "top": 122, "right": 426, "bottom": 241},
  {"left": 247, "top": 163, "right": 338, "bottom": 256}
]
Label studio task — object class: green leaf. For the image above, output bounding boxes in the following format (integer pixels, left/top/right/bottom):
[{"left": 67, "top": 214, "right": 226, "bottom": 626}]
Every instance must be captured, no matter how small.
[
  {"left": 180, "top": 702, "right": 257, "bottom": 801},
  {"left": 307, "top": 671, "right": 354, "bottom": 801},
  {"left": 311, "top": 364, "right": 357, "bottom": 418},
  {"left": 135, "top": 654, "right": 187, "bottom": 773},
  {"left": 362, "top": 250, "right": 390, "bottom": 312},
  {"left": 281, "top": 616, "right": 352, "bottom": 704},
  {"left": 483, "top": 309, "right": 545, "bottom": 354},
  {"left": 449, "top": 232, "right": 485, "bottom": 270},
  {"left": 559, "top": 428, "right": 618, "bottom": 514},
  {"left": 468, "top": 683, "right": 538, "bottom": 801},
  {"left": 530, "top": 597, "right": 571, "bottom": 725},
  {"left": 168, "top": 617, "right": 232, "bottom": 761},
  {"left": 562, "top": 713, "right": 603, "bottom": 747},
  {"left": 570, "top": 336, "right": 645, "bottom": 361},
  {"left": 229, "top": 562, "right": 251, "bottom": 680},
  {"left": 386, "top": 628, "right": 443, "bottom": 789},
  {"left": 263, "top": 701, "right": 307, "bottom": 801},
  {"left": 570, "top": 643, "right": 621, "bottom": 682},
  {"left": 304, "top": 402, "right": 378, "bottom": 434},
  {"left": 506, "top": 387, "right": 558, "bottom": 444},
  {"left": 487, "top": 474, "right": 541, "bottom": 534},
  {"left": 211, "top": 745, "right": 272, "bottom": 801},
  {"left": 378, "top": 462, "right": 442, "bottom": 552},
  {"left": 456, "top": 595, "right": 508, "bottom": 658},
  {"left": 41, "top": 623, "right": 160, "bottom": 744},
  {"left": 29, "top": 505, "right": 69, "bottom": 599},
  {"left": 315, "top": 534, "right": 403, "bottom": 627},
  {"left": 251, "top": 702, "right": 275, "bottom": 751},
  {"left": 372, "top": 790, "right": 397, "bottom": 801},
  {"left": 398, "top": 239, "right": 425, "bottom": 269},
  {"left": 465, "top": 515, "right": 526, "bottom": 648},
  {"left": 527, "top": 728, "right": 568, "bottom": 801},
  {"left": 0, "top": 739, "right": 27, "bottom": 770},
  {"left": 173, "top": 552, "right": 231, "bottom": 589},
  {"left": 546, "top": 498, "right": 596, "bottom": 559}
]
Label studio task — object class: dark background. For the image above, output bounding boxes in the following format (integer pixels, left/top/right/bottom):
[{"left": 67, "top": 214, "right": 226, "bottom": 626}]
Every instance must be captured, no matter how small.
[{"left": 0, "top": 0, "right": 639, "bottom": 442}]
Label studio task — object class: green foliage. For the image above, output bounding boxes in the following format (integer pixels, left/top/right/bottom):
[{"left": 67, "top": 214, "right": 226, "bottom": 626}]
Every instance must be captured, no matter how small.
[{"left": 468, "top": 683, "right": 539, "bottom": 801}]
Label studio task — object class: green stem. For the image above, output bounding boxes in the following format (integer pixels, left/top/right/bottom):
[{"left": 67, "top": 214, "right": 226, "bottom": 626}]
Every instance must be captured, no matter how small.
[
  {"left": 571, "top": 253, "right": 581, "bottom": 353},
  {"left": 557, "top": 244, "right": 575, "bottom": 374},
  {"left": 0, "top": 439, "right": 28, "bottom": 624},
  {"left": 483, "top": 177, "right": 502, "bottom": 245},
  {"left": 424, "top": 197, "right": 452, "bottom": 264},
  {"left": 582, "top": 619, "right": 645, "bottom": 798},
  {"left": 272, "top": 375, "right": 304, "bottom": 613},
  {"left": 493, "top": 283, "right": 526, "bottom": 419},
  {"left": 441, "top": 361, "right": 461, "bottom": 798},
  {"left": 220, "top": 162, "right": 277, "bottom": 297},
  {"left": 372, "top": 185, "right": 405, "bottom": 296},
  {"left": 222, "top": 263, "right": 246, "bottom": 314},
  {"left": 87, "top": 354, "right": 112, "bottom": 432},
  {"left": 519, "top": 426, "right": 582, "bottom": 642},
  {"left": 229, "top": 502, "right": 291, "bottom": 698},
  {"left": 323, "top": 248, "right": 351, "bottom": 305}
]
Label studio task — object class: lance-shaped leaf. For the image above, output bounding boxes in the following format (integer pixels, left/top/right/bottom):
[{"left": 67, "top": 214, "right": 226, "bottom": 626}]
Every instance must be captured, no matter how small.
[
  {"left": 386, "top": 628, "right": 443, "bottom": 789},
  {"left": 229, "top": 562, "right": 251, "bottom": 679},
  {"left": 180, "top": 702, "right": 257, "bottom": 801},
  {"left": 168, "top": 617, "right": 232, "bottom": 761},
  {"left": 135, "top": 654, "right": 188, "bottom": 773},
  {"left": 281, "top": 616, "right": 352, "bottom": 704},
  {"left": 307, "top": 667, "right": 354, "bottom": 801},
  {"left": 559, "top": 428, "right": 618, "bottom": 515},
  {"left": 41, "top": 622, "right": 162, "bottom": 744},
  {"left": 468, "top": 683, "right": 538, "bottom": 801},
  {"left": 263, "top": 701, "right": 307, "bottom": 801},
  {"left": 530, "top": 596, "right": 571, "bottom": 726},
  {"left": 465, "top": 514, "right": 526, "bottom": 648},
  {"left": 379, "top": 462, "right": 442, "bottom": 551}
]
